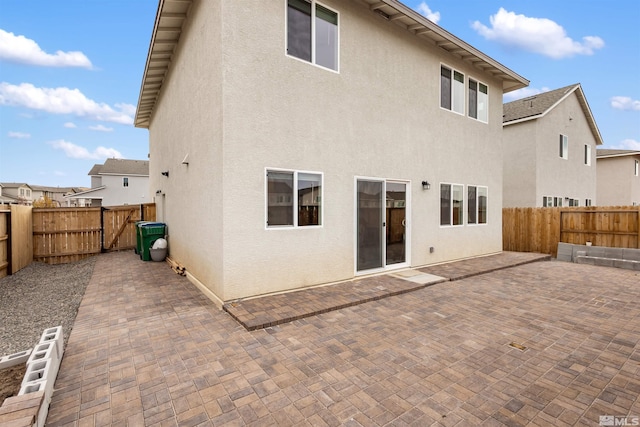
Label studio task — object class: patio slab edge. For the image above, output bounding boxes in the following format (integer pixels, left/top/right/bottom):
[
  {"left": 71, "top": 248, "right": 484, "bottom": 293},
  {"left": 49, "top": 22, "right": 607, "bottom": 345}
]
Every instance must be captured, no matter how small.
[{"left": 223, "top": 276, "right": 448, "bottom": 331}]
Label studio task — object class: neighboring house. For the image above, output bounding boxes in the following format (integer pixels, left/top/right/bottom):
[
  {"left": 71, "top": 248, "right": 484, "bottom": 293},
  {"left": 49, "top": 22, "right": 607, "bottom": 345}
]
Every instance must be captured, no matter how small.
[
  {"left": 134, "top": 0, "right": 528, "bottom": 304},
  {"left": 30, "top": 185, "right": 79, "bottom": 207},
  {"left": 65, "top": 159, "right": 150, "bottom": 207},
  {"left": 596, "top": 149, "right": 640, "bottom": 206},
  {"left": 502, "top": 84, "right": 603, "bottom": 208},
  {"left": 0, "top": 183, "right": 34, "bottom": 205}
]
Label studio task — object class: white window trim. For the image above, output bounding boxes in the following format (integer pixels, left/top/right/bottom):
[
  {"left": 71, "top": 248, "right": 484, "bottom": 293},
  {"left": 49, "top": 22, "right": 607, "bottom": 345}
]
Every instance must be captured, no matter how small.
[
  {"left": 635, "top": 159, "right": 639, "bottom": 176},
  {"left": 467, "top": 185, "right": 488, "bottom": 225},
  {"left": 265, "top": 167, "right": 324, "bottom": 229},
  {"left": 285, "top": 0, "right": 340, "bottom": 73},
  {"left": 440, "top": 64, "right": 465, "bottom": 116},
  {"left": 468, "top": 77, "right": 489, "bottom": 124},
  {"left": 440, "top": 182, "right": 465, "bottom": 227}
]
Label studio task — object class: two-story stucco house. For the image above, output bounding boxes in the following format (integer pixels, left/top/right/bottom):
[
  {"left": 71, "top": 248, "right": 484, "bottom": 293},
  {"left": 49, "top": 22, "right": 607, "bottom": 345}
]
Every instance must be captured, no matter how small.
[
  {"left": 596, "top": 149, "right": 640, "bottom": 206},
  {"left": 134, "top": 0, "right": 528, "bottom": 304},
  {"left": 0, "top": 183, "right": 34, "bottom": 205},
  {"left": 65, "top": 158, "right": 150, "bottom": 207},
  {"left": 502, "top": 84, "right": 603, "bottom": 208}
]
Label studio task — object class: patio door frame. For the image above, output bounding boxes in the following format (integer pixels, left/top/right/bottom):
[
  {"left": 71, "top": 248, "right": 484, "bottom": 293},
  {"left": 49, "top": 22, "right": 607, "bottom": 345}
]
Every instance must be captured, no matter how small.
[{"left": 354, "top": 176, "right": 411, "bottom": 275}]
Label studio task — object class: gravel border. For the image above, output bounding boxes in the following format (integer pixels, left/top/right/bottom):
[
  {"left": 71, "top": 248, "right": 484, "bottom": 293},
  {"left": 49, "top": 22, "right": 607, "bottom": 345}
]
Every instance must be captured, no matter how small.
[{"left": 0, "top": 257, "right": 97, "bottom": 356}]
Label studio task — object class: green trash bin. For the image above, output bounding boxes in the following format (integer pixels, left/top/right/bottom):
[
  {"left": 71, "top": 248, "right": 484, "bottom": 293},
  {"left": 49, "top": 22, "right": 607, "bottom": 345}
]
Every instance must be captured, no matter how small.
[
  {"left": 139, "top": 222, "right": 166, "bottom": 261},
  {"left": 135, "top": 221, "right": 151, "bottom": 256}
]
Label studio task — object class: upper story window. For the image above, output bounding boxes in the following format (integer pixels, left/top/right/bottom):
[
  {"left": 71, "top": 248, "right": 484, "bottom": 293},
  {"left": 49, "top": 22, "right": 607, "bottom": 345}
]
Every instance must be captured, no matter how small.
[
  {"left": 287, "top": 0, "right": 339, "bottom": 71},
  {"left": 440, "top": 66, "right": 465, "bottom": 115},
  {"left": 584, "top": 144, "right": 591, "bottom": 165},
  {"left": 468, "top": 79, "right": 488, "bottom": 123},
  {"left": 123, "top": 177, "right": 129, "bottom": 187},
  {"left": 635, "top": 159, "right": 639, "bottom": 176},
  {"left": 267, "top": 169, "right": 323, "bottom": 227},
  {"left": 559, "top": 134, "right": 568, "bottom": 159}
]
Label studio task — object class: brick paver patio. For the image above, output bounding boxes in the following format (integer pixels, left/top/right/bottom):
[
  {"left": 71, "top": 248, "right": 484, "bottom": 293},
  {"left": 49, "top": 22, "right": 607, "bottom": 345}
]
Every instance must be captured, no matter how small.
[{"left": 45, "top": 251, "right": 640, "bottom": 426}]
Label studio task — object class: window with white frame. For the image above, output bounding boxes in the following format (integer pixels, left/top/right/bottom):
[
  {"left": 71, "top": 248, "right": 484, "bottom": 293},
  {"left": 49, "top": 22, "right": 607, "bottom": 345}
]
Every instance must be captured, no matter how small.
[
  {"left": 585, "top": 199, "right": 592, "bottom": 206},
  {"left": 584, "top": 144, "right": 591, "bottom": 166},
  {"left": 267, "top": 169, "right": 322, "bottom": 227},
  {"left": 468, "top": 186, "right": 488, "bottom": 224},
  {"left": 635, "top": 159, "right": 639, "bottom": 176},
  {"left": 123, "top": 177, "right": 129, "bottom": 187},
  {"left": 440, "top": 65, "right": 465, "bottom": 115},
  {"left": 468, "top": 79, "right": 488, "bottom": 123},
  {"left": 559, "top": 135, "right": 568, "bottom": 159},
  {"left": 440, "top": 183, "right": 464, "bottom": 226},
  {"left": 287, "top": 0, "right": 338, "bottom": 71},
  {"left": 543, "top": 196, "right": 552, "bottom": 207}
]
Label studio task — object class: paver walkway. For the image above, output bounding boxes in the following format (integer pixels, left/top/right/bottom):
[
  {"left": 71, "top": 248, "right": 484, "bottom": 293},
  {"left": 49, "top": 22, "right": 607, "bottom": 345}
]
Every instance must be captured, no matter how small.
[
  {"left": 224, "top": 252, "right": 549, "bottom": 330},
  {"left": 45, "top": 251, "right": 640, "bottom": 426}
]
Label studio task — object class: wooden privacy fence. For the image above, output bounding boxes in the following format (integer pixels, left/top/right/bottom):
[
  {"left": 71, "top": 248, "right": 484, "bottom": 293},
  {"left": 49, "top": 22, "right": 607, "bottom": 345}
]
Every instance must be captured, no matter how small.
[
  {"left": 503, "top": 206, "right": 640, "bottom": 257},
  {"left": 32, "top": 203, "right": 156, "bottom": 265},
  {"left": 0, "top": 205, "right": 33, "bottom": 279}
]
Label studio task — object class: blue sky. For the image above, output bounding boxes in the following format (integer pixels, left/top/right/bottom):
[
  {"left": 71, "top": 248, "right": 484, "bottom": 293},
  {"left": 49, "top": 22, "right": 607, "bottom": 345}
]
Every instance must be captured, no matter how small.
[{"left": 1, "top": 0, "right": 639, "bottom": 188}]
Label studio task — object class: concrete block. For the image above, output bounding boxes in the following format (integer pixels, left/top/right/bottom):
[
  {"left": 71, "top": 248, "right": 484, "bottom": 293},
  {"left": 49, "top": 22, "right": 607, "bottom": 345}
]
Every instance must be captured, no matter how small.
[
  {"left": 613, "top": 259, "right": 632, "bottom": 270},
  {"left": 594, "top": 257, "right": 614, "bottom": 267},
  {"left": 556, "top": 242, "right": 573, "bottom": 262},
  {"left": 39, "top": 326, "right": 63, "bottom": 359},
  {"left": 0, "top": 349, "right": 31, "bottom": 369},
  {"left": 603, "top": 247, "right": 624, "bottom": 259},
  {"left": 20, "top": 359, "right": 54, "bottom": 405},
  {"left": 586, "top": 247, "right": 605, "bottom": 257},
  {"left": 27, "top": 342, "right": 60, "bottom": 380},
  {"left": 622, "top": 248, "right": 640, "bottom": 261},
  {"left": 575, "top": 256, "right": 595, "bottom": 265},
  {"left": 18, "top": 380, "right": 45, "bottom": 395}
]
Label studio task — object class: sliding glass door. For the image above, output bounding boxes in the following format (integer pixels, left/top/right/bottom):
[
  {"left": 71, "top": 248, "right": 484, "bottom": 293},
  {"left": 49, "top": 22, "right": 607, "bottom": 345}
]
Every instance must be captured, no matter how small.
[{"left": 356, "top": 179, "right": 408, "bottom": 272}]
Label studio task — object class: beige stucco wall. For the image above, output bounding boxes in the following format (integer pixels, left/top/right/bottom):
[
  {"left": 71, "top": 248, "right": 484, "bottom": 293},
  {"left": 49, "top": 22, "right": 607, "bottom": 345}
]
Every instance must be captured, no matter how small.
[
  {"left": 147, "top": 0, "right": 513, "bottom": 301},
  {"left": 597, "top": 155, "right": 640, "bottom": 206},
  {"left": 148, "top": 0, "right": 226, "bottom": 300},
  {"left": 503, "top": 92, "right": 598, "bottom": 207}
]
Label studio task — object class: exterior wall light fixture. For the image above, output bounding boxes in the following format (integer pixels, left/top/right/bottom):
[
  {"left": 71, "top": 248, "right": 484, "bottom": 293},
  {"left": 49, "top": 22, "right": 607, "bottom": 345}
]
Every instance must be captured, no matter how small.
[
  {"left": 161, "top": 171, "right": 169, "bottom": 177},
  {"left": 422, "top": 180, "right": 431, "bottom": 190}
]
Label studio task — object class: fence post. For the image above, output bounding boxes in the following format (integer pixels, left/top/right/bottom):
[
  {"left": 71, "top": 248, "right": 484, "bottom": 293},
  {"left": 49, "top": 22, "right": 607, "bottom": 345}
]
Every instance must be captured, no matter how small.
[
  {"left": 100, "top": 207, "right": 106, "bottom": 253},
  {"left": 140, "top": 204, "right": 145, "bottom": 221}
]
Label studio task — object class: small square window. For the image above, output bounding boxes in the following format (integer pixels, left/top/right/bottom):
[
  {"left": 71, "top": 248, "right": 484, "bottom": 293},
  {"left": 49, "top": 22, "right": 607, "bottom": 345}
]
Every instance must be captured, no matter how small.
[{"left": 267, "top": 169, "right": 322, "bottom": 227}]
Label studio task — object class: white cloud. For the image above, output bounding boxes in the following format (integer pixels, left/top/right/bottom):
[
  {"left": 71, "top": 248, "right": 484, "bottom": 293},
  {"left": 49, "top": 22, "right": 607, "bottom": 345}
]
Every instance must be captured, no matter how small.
[
  {"left": 54, "top": 171, "right": 67, "bottom": 176},
  {"left": 415, "top": 2, "right": 440, "bottom": 24},
  {"left": 8, "top": 131, "right": 30, "bottom": 139},
  {"left": 610, "top": 96, "right": 640, "bottom": 111},
  {"left": 612, "top": 139, "right": 640, "bottom": 150},
  {"left": 64, "top": 122, "right": 77, "bottom": 128},
  {"left": 0, "top": 29, "right": 92, "bottom": 68},
  {"left": 0, "top": 82, "right": 133, "bottom": 125},
  {"left": 49, "top": 139, "right": 123, "bottom": 160},
  {"left": 89, "top": 124, "right": 113, "bottom": 132},
  {"left": 472, "top": 8, "right": 604, "bottom": 59},
  {"left": 503, "top": 86, "right": 551, "bottom": 102}
]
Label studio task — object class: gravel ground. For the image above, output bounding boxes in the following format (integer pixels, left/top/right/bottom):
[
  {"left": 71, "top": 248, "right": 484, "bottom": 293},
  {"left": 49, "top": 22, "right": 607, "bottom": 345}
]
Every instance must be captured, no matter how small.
[{"left": 0, "top": 256, "right": 96, "bottom": 356}]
